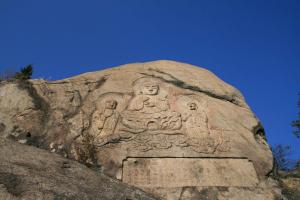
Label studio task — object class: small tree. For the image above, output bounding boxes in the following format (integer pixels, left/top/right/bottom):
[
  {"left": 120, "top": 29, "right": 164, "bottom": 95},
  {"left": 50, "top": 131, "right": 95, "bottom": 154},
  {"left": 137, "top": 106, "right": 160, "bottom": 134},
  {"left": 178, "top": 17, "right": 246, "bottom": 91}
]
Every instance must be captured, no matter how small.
[
  {"left": 291, "top": 93, "right": 300, "bottom": 138},
  {"left": 74, "top": 134, "right": 97, "bottom": 167},
  {"left": 14, "top": 65, "right": 33, "bottom": 80},
  {"left": 272, "top": 144, "right": 293, "bottom": 176}
]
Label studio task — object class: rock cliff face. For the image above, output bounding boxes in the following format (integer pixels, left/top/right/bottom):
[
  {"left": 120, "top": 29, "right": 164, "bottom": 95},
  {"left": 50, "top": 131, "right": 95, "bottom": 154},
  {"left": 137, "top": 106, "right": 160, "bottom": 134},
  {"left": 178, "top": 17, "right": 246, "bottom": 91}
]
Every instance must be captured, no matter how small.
[{"left": 0, "top": 60, "right": 283, "bottom": 199}]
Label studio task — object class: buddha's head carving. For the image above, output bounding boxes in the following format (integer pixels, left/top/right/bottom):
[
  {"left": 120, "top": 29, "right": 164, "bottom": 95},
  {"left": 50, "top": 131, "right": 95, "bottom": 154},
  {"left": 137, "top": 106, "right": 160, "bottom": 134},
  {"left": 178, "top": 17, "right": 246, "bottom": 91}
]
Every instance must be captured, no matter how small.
[
  {"left": 133, "top": 77, "right": 161, "bottom": 95},
  {"left": 141, "top": 83, "right": 159, "bottom": 95}
]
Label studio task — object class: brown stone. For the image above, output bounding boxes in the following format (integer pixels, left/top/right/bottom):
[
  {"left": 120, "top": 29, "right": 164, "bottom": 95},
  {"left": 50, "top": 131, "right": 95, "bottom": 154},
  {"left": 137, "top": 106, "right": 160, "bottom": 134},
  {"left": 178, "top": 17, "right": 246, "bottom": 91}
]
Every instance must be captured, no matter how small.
[{"left": 0, "top": 60, "right": 284, "bottom": 199}]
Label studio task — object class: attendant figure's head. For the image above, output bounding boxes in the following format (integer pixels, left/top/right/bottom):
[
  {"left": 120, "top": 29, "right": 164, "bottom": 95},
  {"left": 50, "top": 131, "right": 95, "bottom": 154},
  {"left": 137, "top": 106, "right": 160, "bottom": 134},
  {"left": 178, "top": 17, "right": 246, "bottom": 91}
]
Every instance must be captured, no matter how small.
[
  {"left": 105, "top": 100, "right": 117, "bottom": 109},
  {"left": 187, "top": 102, "right": 198, "bottom": 110}
]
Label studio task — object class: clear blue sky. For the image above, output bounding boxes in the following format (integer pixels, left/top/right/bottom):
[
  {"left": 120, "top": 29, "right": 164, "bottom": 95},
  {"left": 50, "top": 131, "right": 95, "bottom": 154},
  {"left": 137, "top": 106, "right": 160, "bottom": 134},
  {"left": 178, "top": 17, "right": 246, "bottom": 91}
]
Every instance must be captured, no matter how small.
[{"left": 1, "top": 1, "right": 299, "bottom": 159}]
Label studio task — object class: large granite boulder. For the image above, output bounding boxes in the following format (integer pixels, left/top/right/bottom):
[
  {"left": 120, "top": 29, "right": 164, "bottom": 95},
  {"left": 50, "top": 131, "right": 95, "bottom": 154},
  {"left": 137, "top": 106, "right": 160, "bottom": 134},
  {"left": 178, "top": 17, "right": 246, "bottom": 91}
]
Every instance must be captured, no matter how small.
[{"left": 0, "top": 60, "right": 284, "bottom": 199}]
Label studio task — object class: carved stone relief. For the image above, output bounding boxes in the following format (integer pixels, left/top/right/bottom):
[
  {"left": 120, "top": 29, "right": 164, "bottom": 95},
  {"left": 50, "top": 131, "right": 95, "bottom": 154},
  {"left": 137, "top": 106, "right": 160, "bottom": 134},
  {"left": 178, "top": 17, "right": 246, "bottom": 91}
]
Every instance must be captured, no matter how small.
[
  {"left": 91, "top": 100, "right": 119, "bottom": 139},
  {"left": 89, "top": 77, "right": 231, "bottom": 154},
  {"left": 120, "top": 77, "right": 182, "bottom": 134},
  {"left": 90, "top": 93, "right": 127, "bottom": 146}
]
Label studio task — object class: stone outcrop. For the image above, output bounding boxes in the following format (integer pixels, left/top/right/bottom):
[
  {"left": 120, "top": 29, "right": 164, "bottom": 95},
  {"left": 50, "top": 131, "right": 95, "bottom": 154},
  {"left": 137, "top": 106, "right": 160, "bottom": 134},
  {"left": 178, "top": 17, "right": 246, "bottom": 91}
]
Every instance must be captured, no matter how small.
[
  {"left": 0, "top": 60, "right": 284, "bottom": 199},
  {"left": 0, "top": 138, "right": 157, "bottom": 200}
]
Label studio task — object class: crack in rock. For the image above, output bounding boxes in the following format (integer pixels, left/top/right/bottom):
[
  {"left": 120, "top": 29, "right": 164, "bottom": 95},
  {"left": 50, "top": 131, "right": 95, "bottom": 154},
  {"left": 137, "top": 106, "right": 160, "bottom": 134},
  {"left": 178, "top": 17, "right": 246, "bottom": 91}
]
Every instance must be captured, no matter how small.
[{"left": 140, "top": 68, "right": 247, "bottom": 109}]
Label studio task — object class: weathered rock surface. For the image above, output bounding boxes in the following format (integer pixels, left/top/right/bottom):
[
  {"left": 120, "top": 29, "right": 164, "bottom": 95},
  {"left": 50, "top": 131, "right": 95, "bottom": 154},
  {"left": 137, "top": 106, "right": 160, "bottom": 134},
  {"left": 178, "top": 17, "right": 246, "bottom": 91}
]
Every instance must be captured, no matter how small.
[
  {"left": 0, "top": 138, "right": 157, "bottom": 200},
  {"left": 0, "top": 60, "right": 284, "bottom": 199}
]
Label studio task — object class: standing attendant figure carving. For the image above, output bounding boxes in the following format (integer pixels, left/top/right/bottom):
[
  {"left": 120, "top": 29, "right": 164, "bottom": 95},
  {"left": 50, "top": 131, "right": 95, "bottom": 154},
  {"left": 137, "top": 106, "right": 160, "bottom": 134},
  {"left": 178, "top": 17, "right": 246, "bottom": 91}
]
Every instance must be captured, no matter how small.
[{"left": 91, "top": 100, "right": 119, "bottom": 143}]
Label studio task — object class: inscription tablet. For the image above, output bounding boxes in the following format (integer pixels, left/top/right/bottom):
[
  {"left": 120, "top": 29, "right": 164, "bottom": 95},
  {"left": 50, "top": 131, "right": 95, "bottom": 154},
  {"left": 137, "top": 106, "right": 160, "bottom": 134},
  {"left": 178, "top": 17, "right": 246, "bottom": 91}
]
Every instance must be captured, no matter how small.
[{"left": 122, "top": 158, "right": 258, "bottom": 187}]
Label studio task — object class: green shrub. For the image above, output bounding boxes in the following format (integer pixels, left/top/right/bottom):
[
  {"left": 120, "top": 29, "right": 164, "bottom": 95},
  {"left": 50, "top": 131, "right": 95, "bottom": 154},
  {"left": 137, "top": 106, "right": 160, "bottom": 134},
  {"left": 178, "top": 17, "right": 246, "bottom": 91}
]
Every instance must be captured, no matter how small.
[
  {"left": 14, "top": 65, "right": 33, "bottom": 80},
  {"left": 0, "top": 65, "right": 33, "bottom": 82}
]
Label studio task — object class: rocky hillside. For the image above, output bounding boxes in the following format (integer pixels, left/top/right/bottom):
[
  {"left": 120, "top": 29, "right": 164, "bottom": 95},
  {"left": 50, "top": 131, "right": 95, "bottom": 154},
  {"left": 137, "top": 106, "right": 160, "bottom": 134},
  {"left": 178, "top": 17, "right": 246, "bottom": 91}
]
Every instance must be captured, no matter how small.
[
  {"left": 0, "top": 60, "right": 287, "bottom": 199},
  {"left": 0, "top": 138, "right": 157, "bottom": 200}
]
